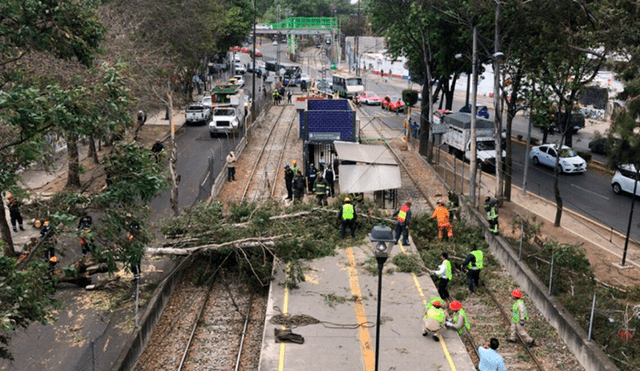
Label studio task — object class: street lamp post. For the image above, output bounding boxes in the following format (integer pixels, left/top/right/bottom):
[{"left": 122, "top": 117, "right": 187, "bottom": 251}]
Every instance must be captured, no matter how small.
[{"left": 368, "top": 225, "right": 395, "bottom": 371}]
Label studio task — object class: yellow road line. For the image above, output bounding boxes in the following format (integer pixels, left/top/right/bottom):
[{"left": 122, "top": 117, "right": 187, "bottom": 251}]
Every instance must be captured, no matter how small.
[
  {"left": 400, "top": 242, "right": 457, "bottom": 371},
  {"left": 346, "top": 248, "right": 375, "bottom": 371},
  {"left": 278, "top": 264, "right": 291, "bottom": 371}
]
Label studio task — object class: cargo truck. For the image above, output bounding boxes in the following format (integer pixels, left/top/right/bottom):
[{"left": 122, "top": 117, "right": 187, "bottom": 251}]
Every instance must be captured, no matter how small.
[
  {"left": 442, "top": 112, "right": 505, "bottom": 170},
  {"left": 208, "top": 84, "right": 245, "bottom": 137}
]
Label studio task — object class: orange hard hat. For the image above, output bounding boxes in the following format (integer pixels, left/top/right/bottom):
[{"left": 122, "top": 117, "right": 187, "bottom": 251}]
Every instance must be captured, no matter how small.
[
  {"left": 511, "top": 289, "right": 522, "bottom": 298},
  {"left": 43, "top": 221, "right": 50, "bottom": 226},
  {"left": 449, "top": 301, "right": 462, "bottom": 311},
  {"left": 432, "top": 300, "right": 441, "bottom": 308},
  {"left": 345, "top": 197, "right": 351, "bottom": 202},
  {"left": 292, "top": 160, "right": 297, "bottom": 165},
  {"left": 49, "top": 256, "right": 58, "bottom": 263},
  {"left": 6, "top": 193, "right": 13, "bottom": 199}
]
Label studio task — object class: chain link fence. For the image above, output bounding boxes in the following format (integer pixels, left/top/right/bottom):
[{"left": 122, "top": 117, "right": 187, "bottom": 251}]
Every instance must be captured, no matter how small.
[{"left": 72, "top": 326, "right": 114, "bottom": 371}]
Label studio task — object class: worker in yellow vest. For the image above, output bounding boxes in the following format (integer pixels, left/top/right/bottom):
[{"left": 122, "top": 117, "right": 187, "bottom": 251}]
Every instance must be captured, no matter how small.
[
  {"left": 509, "top": 289, "right": 535, "bottom": 347},
  {"left": 422, "top": 300, "right": 449, "bottom": 342},
  {"left": 446, "top": 301, "right": 470, "bottom": 335},
  {"left": 430, "top": 252, "right": 452, "bottom": 301},
  {"left": 339, "top": 197, "right": 357, "bottom": 238},
  {"left": 392, "top": 201, "right": 412, "bottom": 246},
  {"left": 462, "top": 244, "right": 484, "bottom": 293}
]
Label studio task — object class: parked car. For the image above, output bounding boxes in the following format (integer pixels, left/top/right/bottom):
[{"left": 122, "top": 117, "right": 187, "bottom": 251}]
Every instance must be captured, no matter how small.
[
  {"left": 611, "top": 164, "right": 640, "bottom": 195},
  {"left": 433, "top": 109, "right": 453, "bottom": 125},
  {"left": 185, "top": 104, "right": 210, "bottom": 125},
  {"left": 459, "top": 104, "right": 490, "bottom": 119},
  {"left": 231, "top": 75, "right": 245, "bottom": 87},
  {"left": 529, "top": 144, "right": 586, "bottom": 174},
  {"left": 382, "top": 96, "right": 406, "bottom": 112},
  {"left": 549, "top": 111, "right": 585, "bottom": 134},
  {"left": 234, "top": 63, "right": 246, "bottom": 74},
  {"left": 201, "top": 96, "right": 212, "bottom": 108},
  {"left": 358, "top": 91, "right": 383, "bottom": 105}
]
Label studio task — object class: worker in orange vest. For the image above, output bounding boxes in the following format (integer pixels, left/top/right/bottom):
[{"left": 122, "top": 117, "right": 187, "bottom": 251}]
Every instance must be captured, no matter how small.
[
  {"left": 431, "top": 200, "right": 453, "bottom": 239},
  {"left": 392, "top": 201, "right": 412, "bottom": 246}
]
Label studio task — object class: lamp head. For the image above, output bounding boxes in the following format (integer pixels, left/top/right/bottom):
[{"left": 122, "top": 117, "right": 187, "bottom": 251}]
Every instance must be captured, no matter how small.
[
  {"left": 492, "top": 52, "right": 505, "bottom": 62},
  {"left": 369, "top": 225, "right": 395, "bottom": 257},
  {"left": 455, "top": 53, "right": 463, "bottom": 60}
]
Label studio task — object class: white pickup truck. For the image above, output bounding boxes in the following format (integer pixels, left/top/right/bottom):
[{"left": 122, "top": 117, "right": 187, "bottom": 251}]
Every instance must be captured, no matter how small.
[{"left": 185, "top": 104, "right": 210, "bottom": 125}]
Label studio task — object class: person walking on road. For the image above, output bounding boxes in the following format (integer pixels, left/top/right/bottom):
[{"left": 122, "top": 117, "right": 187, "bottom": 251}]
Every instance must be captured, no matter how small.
[
  {"left": 422, "top": 300, "right": 448, "bottom": 342},
  {"left": 430, "top": 200, "right": 453, "bottom": 239},
  {"left": 284, "top": 164, "right": 294, "bottom": 200},
  {"left": 392, "top": 201, "right": 412, "bottom": 246},
  {"left": 509, "top": 289, "right": 535, "bottom": 347},
  {"left": 293, "top": 170, "right": 306, "bottom": 203},
  {"left": 485, "top": 197, "right": 499, "bottom": 235},
  {"left": 6, "top": 193, "right": 25, "bottom": 232},
  {"left": 430, "top": 252, "right": 452, "bottom": 301},
  {"left": 340, "top": 197, "right": 357, "bottom": 238},
  {"left": 445, "top": 301, "right": 470, "bottom": 335},
  {"left": 478, "top": 338, "right": 507, "bottom": 371},
  {"left": 462, "top": 244, "right": 483, "bottom": 293},
  {"left": 313, "top": 173, "right": 330, "bottom": 206},
  {"left": 226, "top": 151, "right": 237, "bottom": 181},
  {"left": 306, "top": 163, "right": 317, "bottom": 193}
]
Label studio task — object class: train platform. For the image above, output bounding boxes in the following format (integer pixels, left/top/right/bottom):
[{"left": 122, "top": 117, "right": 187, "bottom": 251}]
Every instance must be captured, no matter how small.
[{"left": 258, "top": 239, "right": 476, "bottom": 371}]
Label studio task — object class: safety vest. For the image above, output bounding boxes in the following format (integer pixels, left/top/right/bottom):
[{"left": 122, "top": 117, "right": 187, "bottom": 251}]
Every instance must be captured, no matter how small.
[
  {"left": 468, "top": 250, "right": 484, "bottom": 270},
  {"left": 425, "top": 306, "right": 445, "bottom": 323},
  {"left": 511, "top": 299, "right": 529, "bottom": 323},
  {"left": 432, "top": 206, "right": 451, "bottom": 226},
  {"left": 397, "top": 205, "right": 410, "bottom": 222},
  {"left": 441, "top": 260, "right": 452, "bottom": 280},
  {"left": 342, "top": 204, "right": 354, "bottom": 220},
  {"left": 485, "top": 204, "right": 497, "bottom": 220},
  {"left": 292, "top": 166, "right": 299, "bottom": 175},
  {"left": 453, "top": 309, "right": 471, "bottom": 335},
  {"left": 314, "top": 181, "right": 327, "bottom": 195}
]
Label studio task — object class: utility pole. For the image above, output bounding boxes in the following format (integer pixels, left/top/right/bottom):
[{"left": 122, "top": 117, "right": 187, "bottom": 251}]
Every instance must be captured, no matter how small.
[
  {"left": 355, "top": 0, "right": 360, "bottom": 76},
  {"left": 251, "top": 0, "right": 256, "bottom": 124},
  {"left": 469, "top": 26, "right": 478, "bottom": 207},
  {"left": 493, "top": 0, "right": 503, "bottom": 199}
]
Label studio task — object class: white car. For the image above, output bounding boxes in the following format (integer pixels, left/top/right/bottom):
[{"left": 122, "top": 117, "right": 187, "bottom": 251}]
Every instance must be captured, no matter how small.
[
  {"left": 233, "top": 75, "right": 245, "bottom": 87},
  {"left": 529, "top": 144, "right": 586, "bottom": 174},
  {"left": 611, "top": 164, "right": 640, "bottom": 195},
  {"left": 201, "top": 96, "right": 212, "bottom": 108}
]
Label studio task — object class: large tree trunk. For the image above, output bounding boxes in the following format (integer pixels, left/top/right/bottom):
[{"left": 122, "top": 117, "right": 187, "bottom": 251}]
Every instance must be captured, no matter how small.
[
  {"left": 88, "top": 133, "right": 100, "bottom": 164},
  {"left": 66, "top": 133, "right": 81, "bottom": 188},
  {"left": 503, "top": 69, "right": 523, "bottom": 201},
  {"left": 0, "top": 200, "right": 16, "bottom": 256}
]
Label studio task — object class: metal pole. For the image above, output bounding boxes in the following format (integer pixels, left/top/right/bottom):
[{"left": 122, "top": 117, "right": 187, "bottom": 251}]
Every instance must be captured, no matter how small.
[
  {"left": 588, "top": 292, "right": 596, "bottom": 341},
  {"left": 374, "top": 255, "right": 387, "bottom": 371},
  {"left": 453, "top": 156, "right": 457, "bottom": 192},
  {"left": 135, "top": 277, "right": 140, "bottom": 327},
  {"left": 91, "top": 340, "right": 95, "bottom": 371},
  {"left": 469, "top": 26, "right": 478, "bottom": 207},
  {"left": 493, "top": 1, "right": 503, "bottom": 199},
  {"left": 477, "top": 166, "right": 482, "bottom": 207},
  {"left": 621, "top": 170, "right": 638, "bottom": 266},
  {"left": 251, "top": 1, "right": 256, "bottom": 125},
  {"left": 548, "top": 254, "right": 554, "bottom": 295},
  {"left": 465, "top": 72, "right": 470, "bottom": 107}
]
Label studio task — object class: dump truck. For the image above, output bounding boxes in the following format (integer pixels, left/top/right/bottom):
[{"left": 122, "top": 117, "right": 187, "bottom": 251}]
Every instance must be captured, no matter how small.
[
  {"left": 442, "top": 112, "right": 504, "bottom": 169},
  {"left": 208, "top": 84, "right": 245, "bottom": 137}
]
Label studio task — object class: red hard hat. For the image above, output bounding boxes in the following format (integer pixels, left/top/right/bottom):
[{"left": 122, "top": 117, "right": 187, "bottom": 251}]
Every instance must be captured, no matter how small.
[
  {"left": 432, "top": 300, "right": 441, "bottom": 308},
  {"left": 449, "top": 301, "right": 462, "bottom": 311},
  {"left": 511, "top": 289, "right": 522, "bottom": 298},
  {"left": 49, "top": 256, "right": 58, "bottom": 263}
]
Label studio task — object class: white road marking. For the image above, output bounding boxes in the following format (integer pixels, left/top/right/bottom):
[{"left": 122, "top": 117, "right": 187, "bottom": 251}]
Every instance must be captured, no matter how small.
[{"left": 571, "top": 183, "right": 609, "bottom": 200}]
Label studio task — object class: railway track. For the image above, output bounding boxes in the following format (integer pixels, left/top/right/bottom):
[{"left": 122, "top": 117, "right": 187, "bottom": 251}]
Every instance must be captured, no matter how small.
[
  {"left": 134, "top": 261, "right": 266, "bottom": 371},
  {"left": 241, "top": 105, "right": 296, "bottom": 202},
  {"left": 368, "top": 118, "right": 553, "bottom": 371}
]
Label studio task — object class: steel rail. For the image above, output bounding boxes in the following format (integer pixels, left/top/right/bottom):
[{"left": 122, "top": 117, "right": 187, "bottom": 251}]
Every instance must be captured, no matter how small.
[
  {"left": 484, "top": 286, "right": 546, "bottom": 371},
  {"left": 177, "top": 270, "right": 219, "bottom": 371},
  {"left": 241, "top": 105, "right": 287, "bottom": 201},
  {"left": 270, "top": 113, "right": 297, "bottom": 198},
  {"left": 233, "top": 293, "right": 255, "bottom": 371}
]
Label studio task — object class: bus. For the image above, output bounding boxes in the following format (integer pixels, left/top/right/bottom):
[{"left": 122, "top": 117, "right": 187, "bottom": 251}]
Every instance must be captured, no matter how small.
[{"left": 332, "top": 73, "right": 364, "bottom": 99}]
